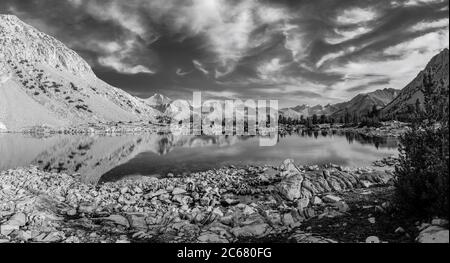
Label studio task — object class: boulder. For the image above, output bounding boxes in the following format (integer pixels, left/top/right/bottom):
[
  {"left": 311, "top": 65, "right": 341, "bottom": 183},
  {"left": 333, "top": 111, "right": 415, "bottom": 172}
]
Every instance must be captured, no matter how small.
[
  {"left": 282, "top": 213, "right": 296, "bottom": 228},
  {"left": 279, "top": 159, "right": 302, "bottom": 178},
  {"left": 366, "top": 236, "right": 380, "bottom": 243},
  {"left": 312, "top": 196, "right": 323, "bottom": 205},
  {"left": 0, "top": 212, "right": 27, "bottom": 236},
  {"left": 197, "top": 232, "right": 229, "bottom": 243},
  {"left": 172, "top": 187, "right": 187, "bottom": 195},
  {"left": 101, "top": 215, "right": 130, "bottom": 228},
  {"left": 416, "top": 226, "right": 449, "bottom": 243},
  {"left": 231, "top": 223, "right": 269, "bottom": 238},
  {"left": 127, "top": 214, "right": 147, "bottom": 230},
  {"left": 8, "top": 212, "right": 27, "bottom": 227},
  {"left": 145, "top": 189, "right": 168, "bottom": 199},
  {"left": 276, "top": 174, "right": 304, "bottom": 201},
  {"left": 0, "top": 224, "right": 19, "bottom": 236},
  {"left": 297, "top": 197, "right": 310, "bottom": 211},
  {"left": 322, "top": 195, "right": 341, "bottom": 203}
]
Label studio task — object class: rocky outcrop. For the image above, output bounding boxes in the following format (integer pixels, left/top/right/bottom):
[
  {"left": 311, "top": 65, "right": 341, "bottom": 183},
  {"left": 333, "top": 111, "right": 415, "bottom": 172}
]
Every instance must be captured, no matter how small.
[
  {"left": 275, "top": 159, "right": 394, "bottom": 207},
  {"left": 331, "top": 88, "right": 400, "bottom": 120}
]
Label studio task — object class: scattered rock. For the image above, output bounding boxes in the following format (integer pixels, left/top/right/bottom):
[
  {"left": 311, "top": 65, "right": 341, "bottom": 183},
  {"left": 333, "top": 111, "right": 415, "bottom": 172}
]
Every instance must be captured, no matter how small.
[
  {"left": 431, "top": 219, "right": 449, "bottom": 227},
  {"left": 197, "top": 232, "right": 228, "bottom": 243},
  {"left": 0, "top": 158, "right": 399, "bottom": 243}
]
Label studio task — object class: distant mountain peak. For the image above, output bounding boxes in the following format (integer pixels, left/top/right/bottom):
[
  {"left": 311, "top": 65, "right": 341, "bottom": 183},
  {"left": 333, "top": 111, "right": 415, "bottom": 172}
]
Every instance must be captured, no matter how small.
[
  {"left": 146, "top": 93, "right": 172, "bottom": 106},
  {"left": 281, "top": 87, "right": 400, "bottom": 119}
]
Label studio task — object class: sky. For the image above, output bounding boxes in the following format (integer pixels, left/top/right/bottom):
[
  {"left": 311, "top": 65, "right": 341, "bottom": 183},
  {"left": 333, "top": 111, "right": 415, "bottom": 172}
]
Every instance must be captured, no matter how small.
[{"left": 0, "top": 0, "right": 448, "bottom": 107}]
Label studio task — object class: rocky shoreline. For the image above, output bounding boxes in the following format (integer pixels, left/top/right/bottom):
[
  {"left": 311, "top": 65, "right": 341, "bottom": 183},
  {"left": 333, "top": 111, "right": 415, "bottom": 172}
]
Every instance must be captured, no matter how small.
[
  {"left": 1, "top": 121, "right": 171, "bottom": 136},
  {"left": 1, "top": 159, "right": 448, "bottom": 243}
]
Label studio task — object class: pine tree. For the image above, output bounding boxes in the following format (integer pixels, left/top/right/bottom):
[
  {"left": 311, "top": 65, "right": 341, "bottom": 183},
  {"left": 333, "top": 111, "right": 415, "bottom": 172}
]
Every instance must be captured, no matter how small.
[{"left": 395, "top": 73, "right": 449, "bottom": 218}]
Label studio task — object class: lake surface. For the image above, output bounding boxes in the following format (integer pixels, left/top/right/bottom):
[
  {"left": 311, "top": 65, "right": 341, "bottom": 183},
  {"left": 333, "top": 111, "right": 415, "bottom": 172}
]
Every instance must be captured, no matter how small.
[{"left": 0, "top": 131, "right": 398, "bottom": 184}]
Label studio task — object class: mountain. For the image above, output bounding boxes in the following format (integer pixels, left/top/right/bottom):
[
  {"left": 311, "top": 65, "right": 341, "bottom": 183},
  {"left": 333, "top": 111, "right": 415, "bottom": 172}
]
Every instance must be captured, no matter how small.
[
  {"left": 381, "top": 48, "right": 449, "bottom": 118},
  {"left": 281, "top": 88, "right": 399, "bottom": 120},
  {"left": 331, "top": 88, "right": 400, "bottom": 120},
  {"left": 280, "top": 104, "right": 337, "bottom": 118},
  {"left": 146, "top": 93, "right": 172, "bottom": 106},
  {"left": 0, "top": 15, "right": 159, "bottom": 131},
  {"left": 145, "top": 93, "right": 172, "bottom": 113}
]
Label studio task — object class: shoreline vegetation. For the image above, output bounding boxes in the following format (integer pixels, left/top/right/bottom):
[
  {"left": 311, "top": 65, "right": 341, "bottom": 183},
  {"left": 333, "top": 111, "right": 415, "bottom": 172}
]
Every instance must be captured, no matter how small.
[
  {"left": 0, "top": 120, "right": 409, "bottom": 138},
  {"left": 0, "top": 157, "right": 447, "bottom": 243}
]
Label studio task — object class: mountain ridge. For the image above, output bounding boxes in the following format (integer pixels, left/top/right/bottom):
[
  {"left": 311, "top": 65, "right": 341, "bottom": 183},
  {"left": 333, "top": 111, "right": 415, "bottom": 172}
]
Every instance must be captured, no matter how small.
[
  {"left": 0, "top": 15, "right": 160, "bottom": 131},
  {"left": 381, "top": 48, "right": 449, "bottom": 118},
  {"left": 281, "top": 88, "right": 400, "bottom": 120}
]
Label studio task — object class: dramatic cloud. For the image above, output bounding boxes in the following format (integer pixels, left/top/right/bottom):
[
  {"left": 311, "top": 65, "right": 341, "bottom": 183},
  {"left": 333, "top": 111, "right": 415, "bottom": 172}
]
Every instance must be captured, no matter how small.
[{"left": 0, "top": 0, "right": 448, "bottom": 106}]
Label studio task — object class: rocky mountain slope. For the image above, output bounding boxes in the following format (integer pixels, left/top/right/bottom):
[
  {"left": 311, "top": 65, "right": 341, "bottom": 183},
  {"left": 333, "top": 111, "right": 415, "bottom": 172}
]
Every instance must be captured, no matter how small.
[
  {"left": 281, "top": 88, "right": 399, "bottom": 120},
  {"left": 146, "top": 93, "right": 172, "bottom": 106},
  {"left": 381, "top": 49, "right": 449, "bottom": 118},
  {"left": 331, "top": 88, "right": 400, "bottom": 120},
  {"left": 280, "top": 104, "right": 337, "bottom": 118},
  {"left": 145, "top": 93, "right": 172, "bottom": 113},
  {"left": 0, "top": 15, "right": 159, "bottom": 131}
]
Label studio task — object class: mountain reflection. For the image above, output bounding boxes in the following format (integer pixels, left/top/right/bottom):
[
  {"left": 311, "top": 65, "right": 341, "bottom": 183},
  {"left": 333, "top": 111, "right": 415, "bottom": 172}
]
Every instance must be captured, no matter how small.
[{"left": 0, "top": 132, "right": 397, "bottom": 184}]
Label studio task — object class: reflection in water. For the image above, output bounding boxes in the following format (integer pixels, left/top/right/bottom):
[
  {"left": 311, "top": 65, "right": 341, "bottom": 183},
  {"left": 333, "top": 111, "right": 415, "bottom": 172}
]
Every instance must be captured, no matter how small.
[{"left": 0, "top": 131, "right": 398, "bottom": 184}]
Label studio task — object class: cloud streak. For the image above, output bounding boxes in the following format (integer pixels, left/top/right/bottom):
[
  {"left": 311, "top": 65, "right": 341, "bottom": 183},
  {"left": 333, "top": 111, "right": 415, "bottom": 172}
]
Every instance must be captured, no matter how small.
[{"left": 0, "top": 0, "right": 448, "bottom": 105}]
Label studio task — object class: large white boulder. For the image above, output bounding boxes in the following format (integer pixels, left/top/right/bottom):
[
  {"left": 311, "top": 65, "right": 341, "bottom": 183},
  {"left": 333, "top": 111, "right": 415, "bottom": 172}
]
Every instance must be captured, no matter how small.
[{"left": 416, "top": 226, "right": 449, "bottom": 243}]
